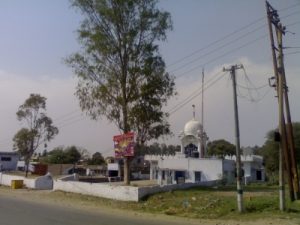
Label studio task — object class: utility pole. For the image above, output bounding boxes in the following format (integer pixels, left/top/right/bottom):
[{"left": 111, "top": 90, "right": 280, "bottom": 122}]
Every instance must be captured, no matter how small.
[
  {"left": 200, "top": 68, "right": 205, "bottom": 158},
  {"left": 276, "top": 24, "right": 300, "bottom": 200},
  {"left": 223, "top": 64, "right": 244, "bottom": 213},
  {"left": 266, "top": 1, "right": 299, "bottom": 205},
  {"left": 266, "top": 1, "right": 286, "bottom": 209}
]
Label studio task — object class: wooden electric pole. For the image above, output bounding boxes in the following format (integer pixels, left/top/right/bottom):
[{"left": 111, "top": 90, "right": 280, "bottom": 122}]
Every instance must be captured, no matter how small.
[
  {"left": 223, "top": 64, "right": 244, "bottom": 213},
  {"left": 276, "top": 24, "right": 300, "bottom": 200},
  {"left": 266, "top": 1, "right": 299, "bottom": 205}
]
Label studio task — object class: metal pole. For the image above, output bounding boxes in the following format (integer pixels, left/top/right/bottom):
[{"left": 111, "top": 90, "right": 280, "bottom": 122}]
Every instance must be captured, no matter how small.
[
  {"left": 201, "top": 69, "right": 205, "bottom": 158},
  {"left": 223, "top": 64, "right": 244, "bottom": 213}
]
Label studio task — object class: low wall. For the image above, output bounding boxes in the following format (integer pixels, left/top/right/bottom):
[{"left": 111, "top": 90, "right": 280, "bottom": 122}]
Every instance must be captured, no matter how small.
[
  {"left": 59, "top": 174, "right": 79, "bottom": 181},
  {"left": 1, "top": 172, "right": 218, "bottom": 201},
  {"left": 53, "top": 179, "right": 217, "bottom": 202},
  {"left": 0, "top": 173, "right": 53, "bottom": 190},
  {"left": 0, "top": 173, "right": 35, "bottom": 188},
  {"left": 53, "top": 180, "right": 139, "bottom": 201}
]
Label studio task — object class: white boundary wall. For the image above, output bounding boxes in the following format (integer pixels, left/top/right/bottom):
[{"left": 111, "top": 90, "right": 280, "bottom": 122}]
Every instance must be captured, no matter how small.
[
  {"left": 53, "top": 180, "right": 216, "bottom": 202},
  {"left": 1, "top": 172, "right": 217, "bottom": 202},
  {"left": 53, "top": 180, "right": 140, "bottom": 201},
  {"left": 0, "top": 173, "right": 53, "bottom": 189}
]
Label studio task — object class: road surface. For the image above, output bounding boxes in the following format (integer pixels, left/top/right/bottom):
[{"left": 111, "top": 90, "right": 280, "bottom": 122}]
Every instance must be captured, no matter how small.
[{"left": 0, "top": 195, "right": 199, "bottom": 225}]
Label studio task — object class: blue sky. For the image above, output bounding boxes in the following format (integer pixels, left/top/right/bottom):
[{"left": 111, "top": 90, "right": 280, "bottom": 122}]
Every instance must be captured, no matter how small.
[{"left": 0, "top": 0, "right": 299, "bottom": 156}]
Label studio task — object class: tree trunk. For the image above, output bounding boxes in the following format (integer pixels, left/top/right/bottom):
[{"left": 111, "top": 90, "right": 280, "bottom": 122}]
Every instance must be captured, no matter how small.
[
  {"left": 122, "top": 102, "right": 131, "bottom": 185},
  {"left": 124, "top": 157, "right": 130, "bottom": 185},
  {"left": 25, "top": 160, "right": 29, "bottom": 177}
]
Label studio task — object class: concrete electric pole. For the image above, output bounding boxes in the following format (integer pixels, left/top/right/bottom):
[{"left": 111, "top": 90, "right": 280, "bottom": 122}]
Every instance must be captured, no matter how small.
[{"left": 223, "top": 64, "right": 244, "bottom": 213}]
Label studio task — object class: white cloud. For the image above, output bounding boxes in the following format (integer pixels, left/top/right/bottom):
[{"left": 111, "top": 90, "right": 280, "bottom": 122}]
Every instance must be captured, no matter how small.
[
  {"left": 1, "top": 57, "right": 299, "bottom": 156},
  {"left": 165, "top": 57, "right": 300, "bottom": 147},
  {"left": 0, "top": 70, "right": 118, "bottom": 155}
]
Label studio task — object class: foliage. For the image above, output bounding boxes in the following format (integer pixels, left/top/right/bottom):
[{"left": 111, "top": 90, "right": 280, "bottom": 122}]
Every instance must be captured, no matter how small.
[
  {"left": 256, "top": 130, "right": 279, "bottom": 181},
  {"left": 206, "top": 139, "right": 236, "bottom": 158},
  {"left": 45, "top": 146, "right": 82, "bottom": 164},
  {"left": 66, "top": 0, "right": 175, "bottom": 143},
  {"left": 64, "top": 146, "right": 82, "bottom": 164},
  {"left": 67, "top": 0, "right": 174, "bottom": 184},
  {"left": 45, "top": 147, "right": 66, "bottom": 164},
  {"left": 257, "top": 122, "right": 300, "bottom": 181},
  {"left": 87, "top": 152, "right": 105, "bottom": 165},
  {"left": 13, "top": 94, "right": 58, "bottom": 176},
  {"left": 135, "top": 142, "right": 180, "bottom": 156}
]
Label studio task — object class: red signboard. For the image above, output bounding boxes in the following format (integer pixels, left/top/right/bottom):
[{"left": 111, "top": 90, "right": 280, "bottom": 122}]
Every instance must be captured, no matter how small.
[{"left": 113, "top": 132, "right": 135, "bottom": 158}]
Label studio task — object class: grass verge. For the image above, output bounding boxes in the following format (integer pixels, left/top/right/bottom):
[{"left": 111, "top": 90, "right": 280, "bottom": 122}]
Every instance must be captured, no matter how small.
[{"left": 1, "top": 184, "right": 299, "bottom": 222}]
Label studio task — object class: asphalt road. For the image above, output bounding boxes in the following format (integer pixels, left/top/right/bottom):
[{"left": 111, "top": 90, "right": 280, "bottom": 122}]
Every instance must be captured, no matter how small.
[{"left": 0, "top": 195, "right": 197, "bottom": 225}]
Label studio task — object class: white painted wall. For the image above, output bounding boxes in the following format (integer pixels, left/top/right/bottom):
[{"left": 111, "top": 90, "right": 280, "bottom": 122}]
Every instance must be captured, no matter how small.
[
  {"left": 53, "top": 180, "right": 140, "bottom": 201},
  {"left": 35, "top": 174, "right": 53, "bottom": 189},
  {"left": 147, "top": 155, "right": 230, "bottom": 183},
  {"left": 0, "top": 173, "right": 53, "bottom": 189},
  {"left": 0, "top": 172, "right": 220, "bottom": 202},
  {"left": 53, "top": 179, "right": 217, "bottom": 202},
  {"left": 0, "top": 153, "right": 19, "bottom": 171}
]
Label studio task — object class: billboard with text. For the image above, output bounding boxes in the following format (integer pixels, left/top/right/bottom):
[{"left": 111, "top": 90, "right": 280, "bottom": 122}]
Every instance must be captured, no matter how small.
[{"left": 113, "top": 132, "right": 135, "bottom": 158}]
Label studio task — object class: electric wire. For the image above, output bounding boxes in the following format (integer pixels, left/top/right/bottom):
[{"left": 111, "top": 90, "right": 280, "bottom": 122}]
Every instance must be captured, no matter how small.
[
  {"left": 285, "top": 51, "right": 300, "bottom": 55},
  {"left": 175, "top": 33, "right": 268, "bottom": 78},
  {"left": 168, "top": 72, "right": 228, "bottom": 116},
  {"left": 2, "top": 4, "right": 299, "bottom": 149},
  {"left": 166, "top": 2, "right": 300, "bottom": 69},
  {"left": 169, "top": 24, "right": 266, "bottom": 74},
  {"left": 167, "top": 70, "right": 224, "bottom": 113}
]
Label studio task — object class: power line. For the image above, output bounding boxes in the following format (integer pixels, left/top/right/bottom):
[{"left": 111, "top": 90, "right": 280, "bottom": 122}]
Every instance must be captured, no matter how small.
[
  {"left": 172, "top": 18, "right": 299, "bottom": 79},
  {"left": 285, "top": 51, "right": 300, "bottom": 55},
  {"left": 167, "top": 70, "right": 224, "bottom": 113},
  {"left": 165, "top": 3, "right": 300, "bottom": 69},
  {"left": 166, "top": 19, "right": 265, "bottom": 69},
  {"left": 169, "top": 24, "right": 266, "bottom": 74},
  {"left": 168, "top": 72, "right": 228, "bottom": 116},
  {"left": 53, "top": 109, "right": 82, "bottom": 122},
  {"left": 237, "top": 83, "right": 269, "bottom": 90},
  {"left": 175, "top": 33, "right": 268, "bottom": 78}
]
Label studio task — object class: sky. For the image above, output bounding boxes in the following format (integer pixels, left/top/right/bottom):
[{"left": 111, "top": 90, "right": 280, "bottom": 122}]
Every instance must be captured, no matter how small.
[{"left": 0, "top": 0, "right": 299, "bottom": 157}]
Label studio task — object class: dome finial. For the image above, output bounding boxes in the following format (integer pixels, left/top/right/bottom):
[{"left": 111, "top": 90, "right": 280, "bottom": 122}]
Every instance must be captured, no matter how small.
[{"left": 192, "top": 104, "right": 195, "bottom": 119}]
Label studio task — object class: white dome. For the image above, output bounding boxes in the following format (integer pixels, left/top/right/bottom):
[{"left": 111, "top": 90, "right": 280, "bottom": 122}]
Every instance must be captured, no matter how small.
[{"left": 183, "top": 119, "right": 202, "bottom": 137}]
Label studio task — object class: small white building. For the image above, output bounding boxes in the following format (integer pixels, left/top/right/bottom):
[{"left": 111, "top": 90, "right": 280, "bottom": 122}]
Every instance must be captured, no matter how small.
[
  {"left": 0, "top": 152, "right": 19, "bottom": 171},
  {"left": 225, "top": 147, "right": 265, "bottom": 184},
  {"left": 146, "top": 110, "right": 266, "bottom": 186},
  {"left": 146, "top": 153, "right": 235, "bottom": 185},
  {"left": 146, "top": 116, "right": 235, "bottom": 186}
]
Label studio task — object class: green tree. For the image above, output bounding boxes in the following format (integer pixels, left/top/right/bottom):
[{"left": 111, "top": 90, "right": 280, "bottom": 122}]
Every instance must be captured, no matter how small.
[
  {"left": 46, "top": 147, "right": 66, "bottom": 164},
  {"left": 135, "top": 142, "right": 180, "bottom": 156},
  {"left": 45, "top": 146, "right": 82, "bottom": 165},
  {"left": 13, "top": 94, "right": 58, "bottom": 177},
  {"left": 88, "top": 152, "right": 105, "bottom": 165},
  {"left": 257, "top": 122, "right": 300, "bottom": 182},
  {"left": 66, "top": 0, "right": 174, "bottom": 184},
  {"left": 64, "top": 146, "right": 82, "bottom": 164},
  {"left": 207, "top": 139, "right": 236, "bottom": 158}
]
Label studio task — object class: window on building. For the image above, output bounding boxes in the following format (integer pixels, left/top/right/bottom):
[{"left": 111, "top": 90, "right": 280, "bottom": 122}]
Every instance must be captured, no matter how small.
[
  {"left": 256, "top": 170, "right": 262, "bottom": 181},
  {"left": 175, "top": 171, "right": 185, "bottom": 184},
  {"left": 195, "top": 171, "right": 201, "bottom": 182},
  {"left": 162, "top": 170, "right": 165, "bottom": 180},
  {"left": 1, "top": 157, "right": 11, "bottom": 161}
]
